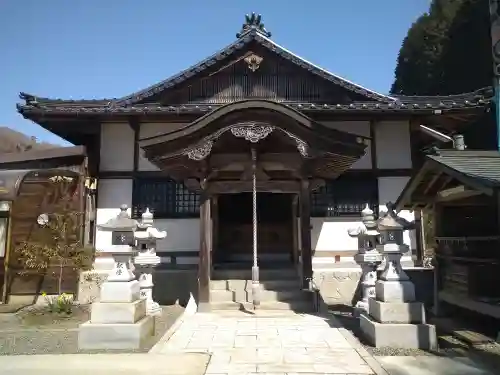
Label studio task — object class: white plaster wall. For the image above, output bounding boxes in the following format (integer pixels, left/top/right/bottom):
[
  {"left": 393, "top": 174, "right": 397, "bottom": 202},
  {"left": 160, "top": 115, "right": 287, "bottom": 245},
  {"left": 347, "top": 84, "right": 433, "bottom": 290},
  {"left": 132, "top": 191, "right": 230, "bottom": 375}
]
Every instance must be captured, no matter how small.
[
  {"left": 153, "top": 218, "right": 200, "bottom": 253},
  {"left": 375, "top": 120, "right": 412, "bottom": 169},
  {"left": 95, "top": 179, "right": 133, "bottom": 251},
  {"left": 99, "top": 122, "right": 134, "bottom": 171},
  {"left": 378, "top": 176, "right": 416, "bottom": 249},
  {"left": 311, "top": 217, "right": 361, "bottom": 252},
  {"left": 321, "top": 121, "right": 371, "bottom": 169},
  {"left": 138, "top": 123, "right": 186, "bottom": 171}
]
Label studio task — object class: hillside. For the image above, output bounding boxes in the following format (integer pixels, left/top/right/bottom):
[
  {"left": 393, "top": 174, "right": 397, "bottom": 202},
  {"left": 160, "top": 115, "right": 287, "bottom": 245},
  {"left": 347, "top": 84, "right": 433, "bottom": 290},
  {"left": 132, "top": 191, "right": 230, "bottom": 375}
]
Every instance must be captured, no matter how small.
[{"left": 0, "top": 127, "right": 59, "bottom": 154}]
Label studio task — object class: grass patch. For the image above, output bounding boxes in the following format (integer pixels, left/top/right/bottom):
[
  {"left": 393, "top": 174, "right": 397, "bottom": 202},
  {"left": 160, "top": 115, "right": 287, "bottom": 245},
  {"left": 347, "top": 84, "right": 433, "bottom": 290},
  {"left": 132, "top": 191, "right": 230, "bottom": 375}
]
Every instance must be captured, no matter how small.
[{"left": 14, "top": 304, "right": 90, "bottom": 329}]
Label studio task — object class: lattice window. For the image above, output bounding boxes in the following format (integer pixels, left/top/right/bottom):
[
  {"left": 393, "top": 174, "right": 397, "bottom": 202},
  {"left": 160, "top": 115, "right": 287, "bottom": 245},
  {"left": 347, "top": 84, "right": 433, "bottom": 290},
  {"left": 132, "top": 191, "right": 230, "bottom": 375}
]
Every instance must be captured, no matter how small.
[
  {"left": 311, "top": 175, "right": 378, "bottom": 217},
  {"left": 132, "top": 178, "right": 199, "bottom": 219}
]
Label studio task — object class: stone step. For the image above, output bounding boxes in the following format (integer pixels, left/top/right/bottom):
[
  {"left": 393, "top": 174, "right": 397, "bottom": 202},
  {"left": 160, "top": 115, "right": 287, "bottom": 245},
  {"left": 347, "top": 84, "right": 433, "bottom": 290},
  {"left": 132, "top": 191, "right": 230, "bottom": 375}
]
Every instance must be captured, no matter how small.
[
  {"left": 210, "top": 279, "right": 300, "bottom": 291},
  {"left": 210, "top": 300, "right": 314, "bottom": 312},
  {"left": 210, "top": 288, "right": 309, "bottom": 303},
  {"left": 212, "top": 268, "right": 298, "bottom": 281},
  {"left": 210, "top": 289, "right": 235, "bottom": 302}
]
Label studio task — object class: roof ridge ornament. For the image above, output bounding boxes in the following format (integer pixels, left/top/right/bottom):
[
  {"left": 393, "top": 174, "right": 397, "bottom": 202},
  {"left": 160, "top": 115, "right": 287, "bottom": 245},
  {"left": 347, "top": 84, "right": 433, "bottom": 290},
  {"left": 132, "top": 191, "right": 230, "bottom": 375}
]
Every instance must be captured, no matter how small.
[{"left": 236, "top": 13, "right": 272, "bottom": 38}]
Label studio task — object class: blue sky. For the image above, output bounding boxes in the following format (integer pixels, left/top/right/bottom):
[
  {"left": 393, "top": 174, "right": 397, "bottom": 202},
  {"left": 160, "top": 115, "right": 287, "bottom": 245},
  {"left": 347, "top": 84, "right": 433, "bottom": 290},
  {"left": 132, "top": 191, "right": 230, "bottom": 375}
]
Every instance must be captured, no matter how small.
[{"left": 0, "top": 0, "right": 430, "bottom": 145}]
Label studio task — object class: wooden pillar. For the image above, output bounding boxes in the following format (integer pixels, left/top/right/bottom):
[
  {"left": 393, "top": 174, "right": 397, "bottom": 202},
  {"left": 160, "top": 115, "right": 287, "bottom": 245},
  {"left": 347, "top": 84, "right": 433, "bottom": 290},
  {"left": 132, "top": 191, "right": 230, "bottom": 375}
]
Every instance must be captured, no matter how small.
[
  {"left": 300, "top": 179, "right": 313, "bottom": 289},
  {"left": 414, "top": 209, "right": 424, "bottom": 267},
  {"left": 211, "top": 196, "right": 219, "bottom": 264},
  {"left": 292, "top": 195, "right": 299, "bottom": 266},
  {"left": 198, "top": 189, "right": 211, "bottom": 312}
]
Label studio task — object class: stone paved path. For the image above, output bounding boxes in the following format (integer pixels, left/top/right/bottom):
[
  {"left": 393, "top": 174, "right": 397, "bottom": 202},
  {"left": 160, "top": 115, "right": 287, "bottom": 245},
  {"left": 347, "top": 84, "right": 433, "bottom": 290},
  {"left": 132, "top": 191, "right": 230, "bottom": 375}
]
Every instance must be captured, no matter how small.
[{"left": 154, "top": 310, "right": 375, "bottom": 374}]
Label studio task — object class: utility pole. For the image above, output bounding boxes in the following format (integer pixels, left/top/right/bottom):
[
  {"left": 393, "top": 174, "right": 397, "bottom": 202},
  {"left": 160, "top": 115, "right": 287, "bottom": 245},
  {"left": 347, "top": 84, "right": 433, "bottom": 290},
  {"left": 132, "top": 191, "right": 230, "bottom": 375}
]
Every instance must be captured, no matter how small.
[{"left": 489, "top": 0, "right": 500, "bottom": 150}]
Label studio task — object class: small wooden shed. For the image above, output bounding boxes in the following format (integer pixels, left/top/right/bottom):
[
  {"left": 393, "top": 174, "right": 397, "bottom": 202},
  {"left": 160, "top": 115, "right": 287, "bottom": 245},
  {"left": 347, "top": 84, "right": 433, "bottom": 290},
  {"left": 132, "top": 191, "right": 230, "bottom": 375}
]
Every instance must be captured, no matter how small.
[
  {"left": 0, "top": 169, "right": 85, "bottom": 303},
  {"left": 396, "top": 150, "right": 500, "bottom": 319}
]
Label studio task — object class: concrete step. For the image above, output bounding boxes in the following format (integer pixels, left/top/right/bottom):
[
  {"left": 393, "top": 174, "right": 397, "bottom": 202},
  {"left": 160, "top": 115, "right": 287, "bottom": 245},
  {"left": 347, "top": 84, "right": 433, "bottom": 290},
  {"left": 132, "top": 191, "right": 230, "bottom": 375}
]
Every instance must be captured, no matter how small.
[
  {"left": 210, "top": 288, "right": 310, "bottom": 303},
  {"left": 210, "top": 279, "right": 300, "bottom": 291},
  {"left": 212, "top": 268, "right": 298, "bottom": 281},
  {"left": 243, "top": 289, "right": 306, "bottom": 303},
  {"left": 210, "top": 289, "right": 235, "bottom": 302},
  {"left": 210, "top": 300, "right": 314, "bottom": 312}
]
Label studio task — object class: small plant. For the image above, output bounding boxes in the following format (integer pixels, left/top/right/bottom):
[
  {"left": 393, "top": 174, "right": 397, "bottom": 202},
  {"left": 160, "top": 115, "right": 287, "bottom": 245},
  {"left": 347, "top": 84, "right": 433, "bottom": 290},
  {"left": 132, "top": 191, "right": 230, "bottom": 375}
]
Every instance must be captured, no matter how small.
[
  {"left": 42, "top": 292, "right": 74, "bottom": 314},
  {"left": 14, "top": 190, "right": 93, "bottom": 311}
]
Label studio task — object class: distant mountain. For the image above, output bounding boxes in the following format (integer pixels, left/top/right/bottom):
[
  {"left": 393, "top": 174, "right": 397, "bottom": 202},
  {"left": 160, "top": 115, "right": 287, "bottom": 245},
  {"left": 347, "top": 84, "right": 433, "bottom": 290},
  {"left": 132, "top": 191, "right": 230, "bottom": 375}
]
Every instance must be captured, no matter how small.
[{"left": 0, "top": 127, "right": 59, "bottom": 154}]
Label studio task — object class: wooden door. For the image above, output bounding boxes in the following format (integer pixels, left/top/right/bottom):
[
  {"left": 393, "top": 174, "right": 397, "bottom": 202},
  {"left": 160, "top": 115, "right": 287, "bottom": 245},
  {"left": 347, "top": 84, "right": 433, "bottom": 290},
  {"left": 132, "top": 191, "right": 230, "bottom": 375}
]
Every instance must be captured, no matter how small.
[{"left": 217, "top": 193, "right": 293, "bottom": 261}]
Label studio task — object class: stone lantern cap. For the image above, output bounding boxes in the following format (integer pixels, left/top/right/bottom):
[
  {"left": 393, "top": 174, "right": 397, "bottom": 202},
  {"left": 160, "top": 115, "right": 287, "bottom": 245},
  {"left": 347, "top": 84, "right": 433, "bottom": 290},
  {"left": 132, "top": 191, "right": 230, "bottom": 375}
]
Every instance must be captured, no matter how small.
[
  {"left": 98, "top": 204, "right": 137, "bottom": 231},
  {"left": 361, "top": 204, "right": 377, "bottom": 230},
  {"left": 135, "top": 227, "right": 167, "bottom": 240},
  {"left": 137, "top": 208, "right": 154, "bottom": 228},
  {"left": 377, "top": 202, "right": 413, "bottom": 231}
]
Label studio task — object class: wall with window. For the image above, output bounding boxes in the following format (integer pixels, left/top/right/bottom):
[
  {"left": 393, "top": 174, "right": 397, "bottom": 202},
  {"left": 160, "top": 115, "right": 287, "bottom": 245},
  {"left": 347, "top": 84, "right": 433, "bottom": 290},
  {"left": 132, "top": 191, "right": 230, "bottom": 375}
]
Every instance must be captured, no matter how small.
[{"left": 95, "top": 119, "right": 415, "bottom": 269}]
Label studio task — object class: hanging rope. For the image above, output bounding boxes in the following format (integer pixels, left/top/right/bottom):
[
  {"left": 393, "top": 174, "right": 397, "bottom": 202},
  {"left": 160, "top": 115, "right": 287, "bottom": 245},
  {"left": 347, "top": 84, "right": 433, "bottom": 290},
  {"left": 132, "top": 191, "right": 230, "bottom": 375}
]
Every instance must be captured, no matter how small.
[
  {"left": 251, "top": 147, "right": 260, "bottom": 307},
  {"left": 252, "top": 148, "right": 257, "bottom": 269}
]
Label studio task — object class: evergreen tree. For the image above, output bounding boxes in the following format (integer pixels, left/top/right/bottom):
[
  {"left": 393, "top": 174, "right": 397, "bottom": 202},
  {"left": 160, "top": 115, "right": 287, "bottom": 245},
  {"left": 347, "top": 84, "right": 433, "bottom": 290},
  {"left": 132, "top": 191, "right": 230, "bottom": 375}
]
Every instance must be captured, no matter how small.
[{"left": 391, "top": 0, "right": 490, "bottom": 96}]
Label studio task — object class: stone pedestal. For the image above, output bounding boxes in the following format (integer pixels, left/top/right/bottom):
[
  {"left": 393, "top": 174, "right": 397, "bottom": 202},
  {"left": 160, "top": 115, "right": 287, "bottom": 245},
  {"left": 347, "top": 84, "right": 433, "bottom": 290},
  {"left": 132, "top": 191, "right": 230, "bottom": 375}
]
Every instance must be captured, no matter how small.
[
  {"left": 348, "top": 204, "right": 383, "bottom": 317},
  {"left": 78, "top": 205, "right": 154, "bottom": 350},
  {"left": 360, "top": 203, "right": 437, "bottom": 350},
  {"left": 133, "top": 209, "right": 166, "bottom": 316},
  {"left": 135, "top": 254, "right": 162, "bottom": 316}
]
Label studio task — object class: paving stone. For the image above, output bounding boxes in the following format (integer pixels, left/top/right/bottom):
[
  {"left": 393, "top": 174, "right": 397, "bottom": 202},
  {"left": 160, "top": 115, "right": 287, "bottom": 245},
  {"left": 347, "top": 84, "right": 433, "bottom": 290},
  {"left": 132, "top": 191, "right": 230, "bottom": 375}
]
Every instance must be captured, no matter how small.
[{"left": 153, "top": 310, "right": 375, "bottom": 374}]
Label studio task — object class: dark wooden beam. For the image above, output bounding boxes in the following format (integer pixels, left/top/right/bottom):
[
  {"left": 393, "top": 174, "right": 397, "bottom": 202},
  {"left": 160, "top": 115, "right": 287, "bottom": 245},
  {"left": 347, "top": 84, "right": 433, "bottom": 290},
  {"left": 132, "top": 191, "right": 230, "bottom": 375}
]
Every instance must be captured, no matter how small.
[
  {"left": 197, "top": 186, "right": 211, "bottom": 312},
  {"left": 292, "top": 195, "right": 299, "bottom": 266},
  {"left": 369, "top": 120, "right": 378, "bottom": 170},
  {"left": 423, "top": 172, "right": 442, "bottom": 195},
  {"left": 206, "top": 180, "right": 320, "bottom": 194},
  {"left": 98, "top": 168, "right": 413, "bottom": 179},
  {"left": 129, "top": 117, "right": 140, "bottom": 173},
  {"left": 436, "top": 185, "right": 482, "bottom": 202},
  {"left": 436, "top": 176, "right": 453, "bottom": 194},
  {"left": 414, "top": 210, "right": 424, "bottom": 267},
  {"left": 299, "top": 179, "right": 313, "bottom": 289}
]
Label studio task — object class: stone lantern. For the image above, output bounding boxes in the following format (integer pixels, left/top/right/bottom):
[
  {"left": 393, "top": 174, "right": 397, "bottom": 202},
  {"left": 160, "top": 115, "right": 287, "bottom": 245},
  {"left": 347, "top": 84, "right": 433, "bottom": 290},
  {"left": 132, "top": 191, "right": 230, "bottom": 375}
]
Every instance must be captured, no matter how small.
[
  {"left": 134, "top": 208, "right": 165, "bottom": 316},
  {"left": 347, "top": 204, "right": 383, "bottom": 317},
  {"left": 78, "top": 204, "right": 154, "bottom": 350},
  {"left": 375, "top": 202, "right": 415, "bottom": 301},
  {"left": 359, "top": 202, "right": 437, "bottom": 349}
]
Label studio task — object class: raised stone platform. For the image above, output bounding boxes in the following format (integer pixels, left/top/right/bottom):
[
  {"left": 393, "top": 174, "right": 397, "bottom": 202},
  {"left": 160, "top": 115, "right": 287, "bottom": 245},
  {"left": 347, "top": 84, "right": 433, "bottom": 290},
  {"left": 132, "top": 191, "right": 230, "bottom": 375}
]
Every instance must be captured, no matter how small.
[
  {"left": 78, "top": 315, "right": 154, "bottom": 350},
  {"left": 90, "top": 299, "right": 147, "bottom": 324},
  {"left": 369, "top": 298, "right": 426, "bottom": 324},
  {"left": 360, "top": 313, "right": 437, "bottom": 350}
]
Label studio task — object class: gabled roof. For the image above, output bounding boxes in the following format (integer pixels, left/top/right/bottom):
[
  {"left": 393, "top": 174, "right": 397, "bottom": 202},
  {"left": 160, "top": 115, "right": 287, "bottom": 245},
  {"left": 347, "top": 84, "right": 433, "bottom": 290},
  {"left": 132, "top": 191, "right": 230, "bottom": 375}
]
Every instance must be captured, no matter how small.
[
  {"left": 395, "top": 150, "right": 500, "bottom": 210},
  {"left": 16, "top": 14, "right": 495, "bottom": 117},
  {"left": 17, "top": 87, "right": 494, "bottom": 116},
  {"left": 113, "top": 27, "right": 396, "bottom": 106}
]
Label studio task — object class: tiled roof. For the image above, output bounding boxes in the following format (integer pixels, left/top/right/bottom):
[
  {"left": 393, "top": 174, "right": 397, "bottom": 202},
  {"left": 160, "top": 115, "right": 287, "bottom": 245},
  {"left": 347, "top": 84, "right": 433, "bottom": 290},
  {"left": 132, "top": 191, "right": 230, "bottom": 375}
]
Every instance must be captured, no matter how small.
[
  {"left": 17, "top": 88, "right": 493, "bottom": 116},
  {"left": 427, "top": 150, "right": 500, "bottom": 187},
  {"left": 16, "top": 26, "right": 494, "bottom": 116}
]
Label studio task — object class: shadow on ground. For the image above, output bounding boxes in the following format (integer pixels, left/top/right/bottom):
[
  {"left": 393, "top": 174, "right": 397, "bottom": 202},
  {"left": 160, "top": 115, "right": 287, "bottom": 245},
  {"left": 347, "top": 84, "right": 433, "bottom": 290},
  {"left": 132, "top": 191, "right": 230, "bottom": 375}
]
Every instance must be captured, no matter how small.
[{"left": 327, "top": 303, "right": 500, "bottom": 375}]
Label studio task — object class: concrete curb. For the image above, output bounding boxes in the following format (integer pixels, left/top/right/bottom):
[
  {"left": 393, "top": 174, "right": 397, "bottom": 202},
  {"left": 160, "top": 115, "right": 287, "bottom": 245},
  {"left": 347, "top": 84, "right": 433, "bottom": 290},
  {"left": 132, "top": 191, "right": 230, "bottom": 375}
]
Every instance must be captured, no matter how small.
[
  {"left": 336, "top": 324, "right": 390, "bottom": 375},
  {"left": 149, "top": 293, "right": 197, "bottom": 353}
]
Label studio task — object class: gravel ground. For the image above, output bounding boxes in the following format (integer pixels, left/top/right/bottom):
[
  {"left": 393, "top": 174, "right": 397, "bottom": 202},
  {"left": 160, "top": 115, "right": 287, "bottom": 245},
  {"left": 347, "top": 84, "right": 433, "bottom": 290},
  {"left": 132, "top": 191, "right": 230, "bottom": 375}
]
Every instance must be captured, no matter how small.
[
  {"left": 328, "top": 304, "right": 500, "bottom": 361},
  {"left": 0, "top": 304, "right": 184, "bottom": 355}
]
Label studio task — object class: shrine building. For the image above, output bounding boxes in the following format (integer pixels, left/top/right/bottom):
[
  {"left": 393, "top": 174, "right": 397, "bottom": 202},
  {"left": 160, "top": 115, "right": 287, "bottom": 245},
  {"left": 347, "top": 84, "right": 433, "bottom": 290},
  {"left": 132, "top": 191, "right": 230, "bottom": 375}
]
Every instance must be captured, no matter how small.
[{"left": 16, "top": 14, "right": 492, "bottom": 307}]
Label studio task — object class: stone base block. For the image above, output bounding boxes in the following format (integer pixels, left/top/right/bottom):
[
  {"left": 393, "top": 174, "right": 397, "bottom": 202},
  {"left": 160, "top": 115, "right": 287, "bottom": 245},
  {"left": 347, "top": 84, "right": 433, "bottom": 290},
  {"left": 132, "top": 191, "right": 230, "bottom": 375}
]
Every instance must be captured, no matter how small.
[
  {"left": 90, "top": 299, "right": 146, "bottom": 324},
  {"left": 375, "top": 279, "right": 415, "bottom": 302},
  {"left": 100, "top": 280, "right": 140, "bottom": 303},
  {"left": 78, "top": 315, "right": 154, "bottom": 350},
  {"left": 369, "top": 298, "right": 425, "bottom": 324},
  {"left": 146, "top": 300, "right": 162, "bottom": 316},
  {"left": 360, "top": 314, "right": 437, "bottom": 350}
]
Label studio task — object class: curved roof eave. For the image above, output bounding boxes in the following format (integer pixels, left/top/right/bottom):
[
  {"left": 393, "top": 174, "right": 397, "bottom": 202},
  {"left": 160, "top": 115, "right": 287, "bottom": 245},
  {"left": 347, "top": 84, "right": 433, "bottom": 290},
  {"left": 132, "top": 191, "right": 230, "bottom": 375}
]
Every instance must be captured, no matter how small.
[{"left": 139, "top": 99, "right": 367, "bottom": 149}]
